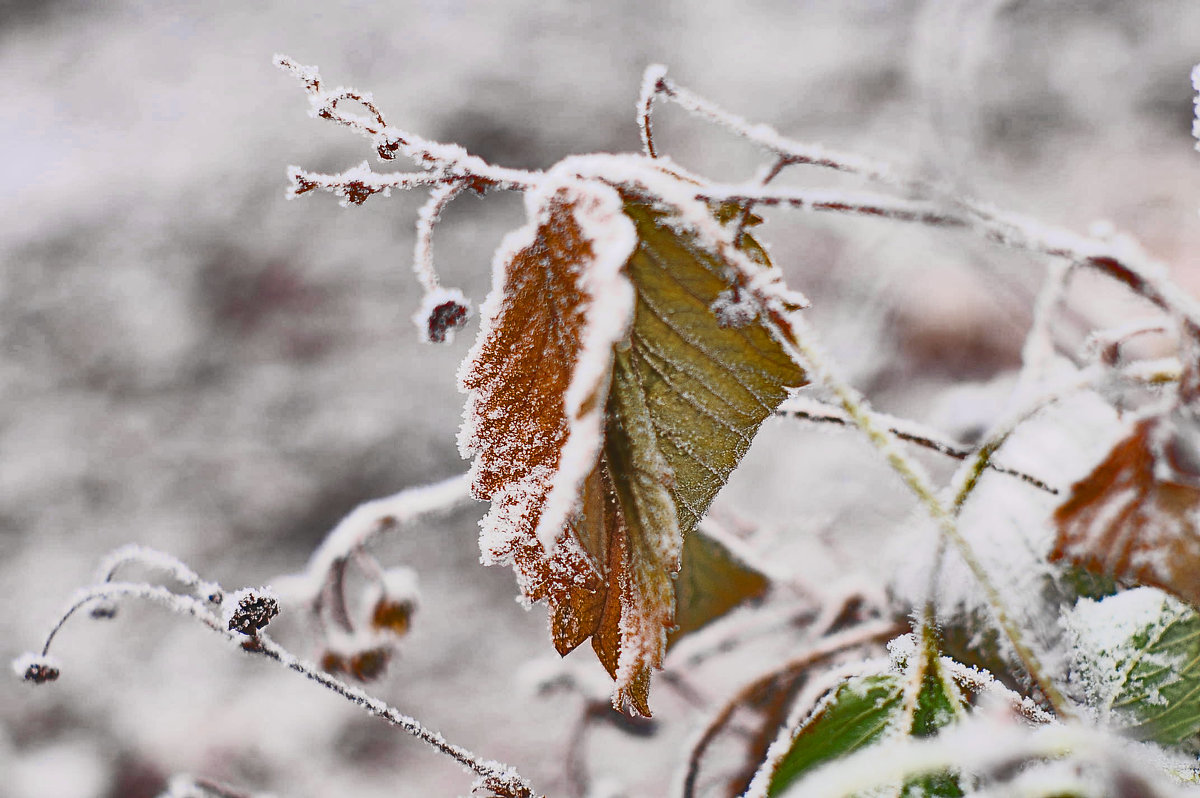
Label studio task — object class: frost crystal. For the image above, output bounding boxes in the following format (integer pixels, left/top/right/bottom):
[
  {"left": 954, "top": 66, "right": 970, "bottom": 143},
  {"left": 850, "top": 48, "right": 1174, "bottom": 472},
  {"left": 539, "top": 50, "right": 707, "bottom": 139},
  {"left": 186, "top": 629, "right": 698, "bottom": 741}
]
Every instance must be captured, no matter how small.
[{"left": 710, "top": 288, "right": 758, "bottom": 328}]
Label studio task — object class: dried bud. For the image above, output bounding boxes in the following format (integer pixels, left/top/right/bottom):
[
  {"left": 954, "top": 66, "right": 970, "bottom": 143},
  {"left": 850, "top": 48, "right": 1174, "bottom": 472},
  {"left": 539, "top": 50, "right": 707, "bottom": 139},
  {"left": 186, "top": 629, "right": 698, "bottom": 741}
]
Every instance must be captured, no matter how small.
[
  {"left": 415, "top": 288, "right": 470, "bottom": 344},
  {"left": 13, "top": 653, "right": 60, "bottom": 684},
  {"left": 89, "top": 602, "right": 119, "bottom": 620},
  {"left": 320, "top": 642, "right": 393, "bottom": 682},
  {"left": 364, "top": 567, "right": 420, "bottom": 639},
  {"left": 370, "top": 598, "right": 414, "bottom": 637},
  {"left": 223, "top": 587, "right": 280, "bottom": 636}
]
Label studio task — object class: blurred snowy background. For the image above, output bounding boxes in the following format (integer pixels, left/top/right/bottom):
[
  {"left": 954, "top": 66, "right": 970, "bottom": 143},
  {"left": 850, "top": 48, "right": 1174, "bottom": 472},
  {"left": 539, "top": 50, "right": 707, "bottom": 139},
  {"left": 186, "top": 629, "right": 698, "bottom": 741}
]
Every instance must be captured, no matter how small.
[{"left": 3, "top": 1, "right": 1200, "bottom": 796}]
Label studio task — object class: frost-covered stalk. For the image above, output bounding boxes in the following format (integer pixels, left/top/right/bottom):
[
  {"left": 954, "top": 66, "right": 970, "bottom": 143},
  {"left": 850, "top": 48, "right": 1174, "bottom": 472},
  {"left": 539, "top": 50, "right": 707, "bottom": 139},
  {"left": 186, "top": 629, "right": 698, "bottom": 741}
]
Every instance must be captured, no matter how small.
[
  {"left": 772, "top": 313, "right": 1074, "bottom": 718},
  {"left": 17, "top": 558, "right": 537, "bottom": 798},
  {"left": 652, "top": 68, "right": 1200, "bottom": 330}
]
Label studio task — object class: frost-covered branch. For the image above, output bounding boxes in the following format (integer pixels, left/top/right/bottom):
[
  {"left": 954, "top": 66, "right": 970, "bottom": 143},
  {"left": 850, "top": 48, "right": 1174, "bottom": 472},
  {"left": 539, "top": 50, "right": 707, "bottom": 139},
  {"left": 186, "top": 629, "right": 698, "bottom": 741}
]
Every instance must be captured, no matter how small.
[
  {"left": 286, "top": 163, "right": 445, "bottom": 206},
  {"left": 652, "top": 67, "right": 1200, "bottom": 331},
  {"left": 275, "top": 54, "right": 537, "bottom": 189},
  {"left": 775, "top": 396, "right": 1058, "bottom": 494},
  {"left": 16, "top": 554, "right": 537, "bottom": 798},
  {"left": 651, "top": 71, "right": 912, "bottom": 192},
  {"left": 770, "top": 313, "right": 1074, "bottom": 718},
  {"left": 287, "top": 472, "right": 473, "bottom": 628}
]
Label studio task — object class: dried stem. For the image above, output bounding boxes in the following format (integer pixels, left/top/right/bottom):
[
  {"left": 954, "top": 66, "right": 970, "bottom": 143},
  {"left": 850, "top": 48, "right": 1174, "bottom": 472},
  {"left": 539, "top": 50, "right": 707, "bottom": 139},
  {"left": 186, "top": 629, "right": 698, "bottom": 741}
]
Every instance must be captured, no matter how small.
[
  {"left": 28, "top": 568, "right": 536, "bottom": 798},
  {"left": 775, "top": 396, "right": 1057, "bottom": 494}
]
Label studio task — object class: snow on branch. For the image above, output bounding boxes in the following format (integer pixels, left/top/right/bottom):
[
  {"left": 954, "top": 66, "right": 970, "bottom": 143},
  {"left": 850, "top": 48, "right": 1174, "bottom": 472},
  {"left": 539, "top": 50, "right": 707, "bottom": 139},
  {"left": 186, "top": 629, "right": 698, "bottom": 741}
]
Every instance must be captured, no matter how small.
[
  {"left": 648, "top": 70, "right": 1200, "bottom": 331},
  {"left": 775, "top": 396, "right": 1058, "bottom": 494},
  {"left": 16, "top": 548, "right": 537, "bottom": 798}
]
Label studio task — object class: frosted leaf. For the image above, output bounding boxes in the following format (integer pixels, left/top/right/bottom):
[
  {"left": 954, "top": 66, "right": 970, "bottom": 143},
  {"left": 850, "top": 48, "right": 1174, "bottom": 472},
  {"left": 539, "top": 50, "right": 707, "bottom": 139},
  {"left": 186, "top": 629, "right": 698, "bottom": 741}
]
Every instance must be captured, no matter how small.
[
  {"left": 1052, "top": 411, "right": 1200, "bottom": 607},
  {"left": 1066, "top": 587, "right": 1200, "bottom": 745},
  {"left": 458, "top": 156, "right": 805, "bottom": 714}
]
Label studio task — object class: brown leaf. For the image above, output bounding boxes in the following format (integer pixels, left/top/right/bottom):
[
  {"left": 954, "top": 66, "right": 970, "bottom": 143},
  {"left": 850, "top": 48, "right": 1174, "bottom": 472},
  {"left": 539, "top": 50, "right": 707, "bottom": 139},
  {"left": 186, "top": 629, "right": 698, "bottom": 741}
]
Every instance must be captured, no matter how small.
[
  {"left": 459, "top": 165, "right": 805, "bottom": 714},
  {"left": 1051, "top": 413, "right": 1200, "bottom": 607}
]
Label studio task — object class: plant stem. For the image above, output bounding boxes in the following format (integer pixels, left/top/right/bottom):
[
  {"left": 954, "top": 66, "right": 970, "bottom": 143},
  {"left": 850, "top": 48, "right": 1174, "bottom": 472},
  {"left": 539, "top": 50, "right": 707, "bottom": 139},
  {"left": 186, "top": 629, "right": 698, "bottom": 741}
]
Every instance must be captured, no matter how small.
[
  {"left": 31, "top": 578, "right": 537, "bottom": 798},
  {"left": 775, "top": 316, "right": 1075, "bottom": 720}
]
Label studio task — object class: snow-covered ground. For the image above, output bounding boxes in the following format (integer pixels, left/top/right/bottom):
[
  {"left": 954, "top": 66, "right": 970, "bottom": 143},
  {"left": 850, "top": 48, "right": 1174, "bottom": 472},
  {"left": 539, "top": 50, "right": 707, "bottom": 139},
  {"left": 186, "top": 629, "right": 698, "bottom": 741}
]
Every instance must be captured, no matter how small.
[{"left": 3, "top": 2, "right": 1199, "bottom": 796}]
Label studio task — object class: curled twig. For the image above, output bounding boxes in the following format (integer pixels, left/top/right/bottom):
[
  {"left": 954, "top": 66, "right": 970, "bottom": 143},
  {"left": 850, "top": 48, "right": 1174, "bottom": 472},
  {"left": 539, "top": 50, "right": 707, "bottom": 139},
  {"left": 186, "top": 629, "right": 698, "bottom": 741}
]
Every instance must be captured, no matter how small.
[{"left": 19, "top": 559, "right": 537, "bottom": 798}]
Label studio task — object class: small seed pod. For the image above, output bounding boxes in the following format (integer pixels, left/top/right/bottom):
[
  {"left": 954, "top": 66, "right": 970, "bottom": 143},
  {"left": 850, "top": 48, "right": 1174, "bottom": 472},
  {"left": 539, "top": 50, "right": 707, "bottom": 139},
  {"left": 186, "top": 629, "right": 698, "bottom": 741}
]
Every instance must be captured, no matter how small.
[
  {"left": 224, "top": 587, "right": 280, "bottom": 636},
  {"left": 14, "top": 653, "right": 60, "bottom": 684},
  {"left": 363, "top": 567, "right": 420, "bottom": 639},
  {"left": 415, "top": 288, "right": 470, "bottom": 344}
]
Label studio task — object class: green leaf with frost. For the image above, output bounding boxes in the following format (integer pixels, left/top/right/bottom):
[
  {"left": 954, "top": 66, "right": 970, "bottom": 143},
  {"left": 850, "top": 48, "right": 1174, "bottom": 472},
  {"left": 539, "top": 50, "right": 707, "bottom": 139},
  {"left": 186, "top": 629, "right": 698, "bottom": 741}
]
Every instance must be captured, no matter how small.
[
  {"left": 1067, "top": 587, "right": 1200, "bottom": 746},
  {"left": 766, "top": 673, "right": 905, "bottom": 796},
  {"left": 761, "top": 634, "right": 968, "bottom": 797}
]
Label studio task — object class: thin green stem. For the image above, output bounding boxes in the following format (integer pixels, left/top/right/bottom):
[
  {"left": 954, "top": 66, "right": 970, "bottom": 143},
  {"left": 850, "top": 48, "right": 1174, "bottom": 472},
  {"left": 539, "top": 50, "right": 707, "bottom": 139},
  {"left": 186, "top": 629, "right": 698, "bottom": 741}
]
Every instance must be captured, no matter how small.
[{"left": 776, "top": 316, "right": 1075, "bottom": 720}]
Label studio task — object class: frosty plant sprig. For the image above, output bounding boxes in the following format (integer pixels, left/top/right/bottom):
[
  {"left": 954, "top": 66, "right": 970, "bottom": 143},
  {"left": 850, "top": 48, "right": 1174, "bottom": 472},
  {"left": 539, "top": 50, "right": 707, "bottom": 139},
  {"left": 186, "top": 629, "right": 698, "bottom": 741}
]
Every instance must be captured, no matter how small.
[
  {"left": 19, "top": 54, "right": 1200, "bottom": 798},
  {"left": 273, "top": 54, "right": 1102, "bottom": 718},
  {"left": 16, "top": 545, "right": 537, "bottom": 798}
]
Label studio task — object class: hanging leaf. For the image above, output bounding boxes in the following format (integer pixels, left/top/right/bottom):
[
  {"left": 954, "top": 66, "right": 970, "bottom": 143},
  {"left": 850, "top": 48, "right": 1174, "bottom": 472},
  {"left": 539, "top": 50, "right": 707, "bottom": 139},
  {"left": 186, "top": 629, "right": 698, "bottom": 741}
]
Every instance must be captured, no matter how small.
[
  {"left": 1052, "top": 412, "right": 1200, "bottom": 608},
  {"left": 459, "top": 160, "right": 806, "bottom": 714},
  {"left": 756, "top": 634, "right": 967, "bottom": 797},
  {"left": 1067, "top": 587, "right": 1200, "bottom": 746},
  {"left": 669, "top": 524, "right": 771, "bottom": 648}
]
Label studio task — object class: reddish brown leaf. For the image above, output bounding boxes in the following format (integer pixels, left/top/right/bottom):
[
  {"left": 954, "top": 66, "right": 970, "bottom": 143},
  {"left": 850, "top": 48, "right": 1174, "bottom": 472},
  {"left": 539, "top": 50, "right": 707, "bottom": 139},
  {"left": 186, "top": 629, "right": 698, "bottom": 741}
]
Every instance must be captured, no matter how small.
[
  {"left": 459, "top": 164, "right": 805, "bottom": 714},
  {"left": 1052, "top": 414, "right": 1200, "bottom": 607}
]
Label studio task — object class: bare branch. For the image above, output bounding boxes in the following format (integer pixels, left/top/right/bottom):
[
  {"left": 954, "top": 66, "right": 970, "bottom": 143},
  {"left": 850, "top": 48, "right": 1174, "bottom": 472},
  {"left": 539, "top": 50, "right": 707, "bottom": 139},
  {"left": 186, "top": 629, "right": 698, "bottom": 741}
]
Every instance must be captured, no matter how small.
[
  {"left": 637, "top": 64, "right": 668, "bottom": 158},
  {"left": 21, "top": 563, "right": 536, "bottom": 798},
  {"left": 776, "top": 396, "right": 1059, "bottom": 495}
]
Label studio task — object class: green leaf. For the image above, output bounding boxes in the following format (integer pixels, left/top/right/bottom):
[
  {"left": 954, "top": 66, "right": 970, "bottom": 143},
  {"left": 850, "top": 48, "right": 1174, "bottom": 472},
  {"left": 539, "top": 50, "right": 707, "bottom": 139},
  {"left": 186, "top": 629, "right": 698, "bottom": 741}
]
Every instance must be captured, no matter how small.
[
  {"left": 1068, "top": 587, "right": 1200, "bottom": 746},
  {"left": 668, "top": 525, "right": 771, "bottom": 648},
  {"left": 762, "top": 634, "right": 968, "bottom": 797},
  {"left": 767, "top": 673, "right": 905, "bottom": 796},
  {"left": 900, "top": 633, "right": 966, "bottom": 798}
]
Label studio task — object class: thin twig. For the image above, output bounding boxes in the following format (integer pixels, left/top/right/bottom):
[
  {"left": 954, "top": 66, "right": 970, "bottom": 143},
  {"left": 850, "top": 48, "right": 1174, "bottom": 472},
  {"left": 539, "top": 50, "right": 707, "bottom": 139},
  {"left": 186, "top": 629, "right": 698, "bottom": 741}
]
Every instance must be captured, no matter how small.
[
  {"left": 772, "top": 314, "right": 1075, "bottom": 719},
  {"left": 775, "top": 397, "right": 1058, "bottom": 494},
  {"left": 413, "top": 182, "right": 467, "bottom": 293},
  {"left": 28, "top": 577, "right": 536, "bottom": 798},
  {"left": 94, "top": 544, "right": 224, "bottom": 602}
]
